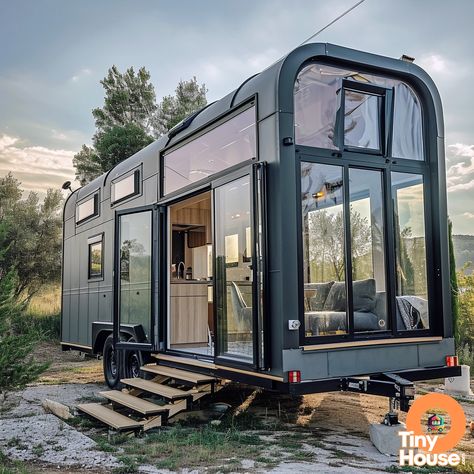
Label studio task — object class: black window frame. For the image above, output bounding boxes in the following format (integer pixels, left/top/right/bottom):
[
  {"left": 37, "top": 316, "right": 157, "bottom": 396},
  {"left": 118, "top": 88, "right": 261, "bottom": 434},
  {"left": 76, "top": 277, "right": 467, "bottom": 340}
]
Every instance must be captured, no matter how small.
[
  {"left": 159, "top": 98, "right": 258, "bottom": 199},
  {"left": 88, "top": 233, "right": 104, "bottom": 280},
  {"left": 295, "top": 66, "right": 438, "bottom": 346},
  {"left": 338, "top": 80, "right": 392, "bottom": 156},
  {"left": 111, "top": 167, "right": 141, "bottom": 206},
  {"left": 76, "top": 191, "right": 100, "bottom": 225}
]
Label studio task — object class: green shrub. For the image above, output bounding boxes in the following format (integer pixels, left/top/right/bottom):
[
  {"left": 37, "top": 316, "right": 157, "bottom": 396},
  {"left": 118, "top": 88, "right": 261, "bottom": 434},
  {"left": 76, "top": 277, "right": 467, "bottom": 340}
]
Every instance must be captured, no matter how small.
[{"left": 0, "top": 269, "right": 48, "bottom": 395}]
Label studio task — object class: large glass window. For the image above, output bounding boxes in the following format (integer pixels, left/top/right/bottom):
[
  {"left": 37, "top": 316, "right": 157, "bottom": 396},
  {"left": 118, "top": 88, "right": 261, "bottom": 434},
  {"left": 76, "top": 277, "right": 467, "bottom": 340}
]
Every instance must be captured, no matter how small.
[
  {"left": 349, "top": 169, "right": 388, "bottom": 332},
  {"left": 294, "top": 63, "right": 423, "bottom": 160},
  {"left": 392, "top": 173, "right": 429, "bottom": 330},
  {"left": 163, "top": 106, "right": 256, "bottom": 195},
  {"left": 301, "top": 162, "right": 347, "bottom": 337},
  {"left": 215, "top": 175, "right": 254, "bottom": 361}
]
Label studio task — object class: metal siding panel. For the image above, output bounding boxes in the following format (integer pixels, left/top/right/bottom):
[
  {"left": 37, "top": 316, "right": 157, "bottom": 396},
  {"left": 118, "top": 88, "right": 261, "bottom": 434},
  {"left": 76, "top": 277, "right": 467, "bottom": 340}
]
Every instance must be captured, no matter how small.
[
  {"left": 144, "top": 175, "right": 158, "bottom": 204},
  {"left": 282, "top": 349, "right": 328, "bottom": 379},
  {"left": 418, "top": 338, "right": 454, "bottom": 367},
  {"left": 327, "top": 345, "right": 419, "bottom": 377},
  {"left": 88, "top": 285, "right": 99, "bottom": 346},
  {"left": 99, "top": 285, "right": 113, "bottom": 322}
]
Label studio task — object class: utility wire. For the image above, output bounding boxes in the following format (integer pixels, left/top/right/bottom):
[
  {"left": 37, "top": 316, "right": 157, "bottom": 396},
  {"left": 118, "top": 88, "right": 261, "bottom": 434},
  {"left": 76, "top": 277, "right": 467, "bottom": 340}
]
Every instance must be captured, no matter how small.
[
  {"left": 268, "top": 0, "right": 367, "bottom": 68},
  {"left": 298, "top": 0, "right": 367, "bottom": 46}
]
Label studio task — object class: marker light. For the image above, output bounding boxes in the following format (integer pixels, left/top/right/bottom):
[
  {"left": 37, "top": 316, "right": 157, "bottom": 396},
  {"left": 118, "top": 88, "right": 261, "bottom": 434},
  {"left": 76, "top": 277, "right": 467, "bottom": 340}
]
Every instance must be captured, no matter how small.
[
  {"left": 446, "top": 355, "right": 459, "bottom": 367},
  {"left": 288, "top": 370, "right": 301, "bottom": 383}
]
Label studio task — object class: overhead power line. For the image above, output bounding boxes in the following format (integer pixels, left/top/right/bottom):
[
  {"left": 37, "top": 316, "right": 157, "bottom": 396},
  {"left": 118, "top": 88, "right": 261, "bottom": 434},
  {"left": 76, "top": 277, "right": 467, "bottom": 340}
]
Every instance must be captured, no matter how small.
[{"left": 298, "top": 0, "right": 367, "bottom": 46}]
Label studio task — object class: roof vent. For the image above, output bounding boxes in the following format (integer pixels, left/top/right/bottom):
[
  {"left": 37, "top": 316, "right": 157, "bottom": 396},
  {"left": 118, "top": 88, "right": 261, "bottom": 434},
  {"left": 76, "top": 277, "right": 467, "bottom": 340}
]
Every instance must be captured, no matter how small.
[{"left": 400, "top": 54, "right": 415, "bottom": 63}]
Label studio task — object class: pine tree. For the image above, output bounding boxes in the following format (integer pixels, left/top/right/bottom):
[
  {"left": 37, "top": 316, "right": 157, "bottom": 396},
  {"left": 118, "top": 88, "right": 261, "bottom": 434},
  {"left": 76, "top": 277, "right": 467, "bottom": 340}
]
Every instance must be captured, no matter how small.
[
  {"left": 154, "top": 77, "right": 207, "bottom": 136},
  {"left": 73, "top": 68, "right": 207, "bottom": 185},
  {"left": 0, "top": 222, "right": 48, "bottom": 396},
  {"left": 448, "top": 219, "right": 460, "bottom": 347}
]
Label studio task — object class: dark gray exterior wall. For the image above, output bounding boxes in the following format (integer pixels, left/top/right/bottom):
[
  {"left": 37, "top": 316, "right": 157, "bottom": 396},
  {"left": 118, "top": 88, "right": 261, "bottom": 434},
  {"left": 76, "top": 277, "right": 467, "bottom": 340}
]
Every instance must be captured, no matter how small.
[{"left": 62, "top": 43, "right": 453, "bottom": 379}]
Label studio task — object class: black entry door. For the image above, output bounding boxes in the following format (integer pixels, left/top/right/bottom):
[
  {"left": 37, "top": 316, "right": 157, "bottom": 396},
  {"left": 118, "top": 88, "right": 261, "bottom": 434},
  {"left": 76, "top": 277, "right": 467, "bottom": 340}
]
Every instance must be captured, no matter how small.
[
  {"left": 213, "top": 163, "right": 267, "bottom": 368},
  {"left": 114, "top": 205, "right": 157, "bottom": 349}
]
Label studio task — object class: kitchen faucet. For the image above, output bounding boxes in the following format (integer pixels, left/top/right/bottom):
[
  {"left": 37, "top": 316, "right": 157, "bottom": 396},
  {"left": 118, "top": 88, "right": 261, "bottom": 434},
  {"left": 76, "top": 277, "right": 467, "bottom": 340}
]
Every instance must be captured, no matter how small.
[{"left": 177, "top": 261, "right": 185, "bottom": 279}]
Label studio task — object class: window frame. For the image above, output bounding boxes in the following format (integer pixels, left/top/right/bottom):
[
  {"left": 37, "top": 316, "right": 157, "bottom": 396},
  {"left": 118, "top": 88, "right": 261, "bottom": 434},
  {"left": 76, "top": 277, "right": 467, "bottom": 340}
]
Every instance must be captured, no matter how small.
[
  {"left": 87, "top": 233, "right": 104, "bottom": 280},
  {"left": 339, "top": 80, "right": 391, "bottom": 156},
  {"left": 159, "top": 98, "right": 258, "bottom": 199},
  {"left": 111, "top": 166, "right": 141, "bottom": 206},
  {"left": 76, "top": 190, "right": 100, "bottom": 225},
  {"left": 297, "top": 150, "right": 436, "bottom": 346}
]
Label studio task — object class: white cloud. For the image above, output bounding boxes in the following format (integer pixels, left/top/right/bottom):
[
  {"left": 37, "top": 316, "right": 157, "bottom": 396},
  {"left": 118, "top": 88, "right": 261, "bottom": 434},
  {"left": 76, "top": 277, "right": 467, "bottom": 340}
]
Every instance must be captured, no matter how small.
[
  {"left": 0, "top": 135, "right": 18, "bottom": 152},
  {"left": 0, "top": 134, "right": 77, "bottom": 194},
  {"left": 70, "top": 68, "right": 92, "bottom": 83},
  {"left": 419, "top": 54, "right": 448, "bottom": 74},
  {"left": 446, "top": 143, "right": 474, "bottom": 193},
  {"left": 463, "top": 212, "right": 474, "bottom": 219},
  {"left": 51, "top": 129, "right": 68, "bottom": 140}
]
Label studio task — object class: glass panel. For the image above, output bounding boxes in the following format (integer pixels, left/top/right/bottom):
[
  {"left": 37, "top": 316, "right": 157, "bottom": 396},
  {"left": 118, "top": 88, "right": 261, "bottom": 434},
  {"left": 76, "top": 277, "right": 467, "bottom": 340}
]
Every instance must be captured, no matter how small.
[
  {"left": 392, "top": 82, "right": 423, "bottom": 160},
  {"left": 294, "top": 63, "right": 423, "bottom": 159},
  {"left": 119, "top": 211, "right": 152, "bottom": 339},
  {"left": 349, "top": 169, "right": 388, "bottom": 332},
  {"left": 112, "top": 171, "right": 137, "bottom": 203},
  {"left": 77, "top": 194, "right": 97, "bottom": 222},
  {"left": 215, "top": 175, "right": 254, "bottom": 362},
  {"left": 89, "top": 241, "right": 102, "bottom": 278},
  {"left": 344, "top": 91, "right": 381, "bottom": 150},
  {"left": 294, "top": 64, "right": 340, "bottom": 149},
  {"left": 164, "top": 107, "right": 256, "bottom": 195},
  {"left": 301, "top": 162, "right": 347, "bottom": 337},
  {"left": 392, "top": 172, "right": 429, "bottom": 330}
]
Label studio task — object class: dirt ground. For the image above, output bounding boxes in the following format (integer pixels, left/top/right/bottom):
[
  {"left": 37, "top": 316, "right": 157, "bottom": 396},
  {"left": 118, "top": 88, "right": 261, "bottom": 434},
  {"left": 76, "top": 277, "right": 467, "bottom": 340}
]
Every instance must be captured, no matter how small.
[{"left": 1, "top": 342, "right": 473, "bottom": 473}]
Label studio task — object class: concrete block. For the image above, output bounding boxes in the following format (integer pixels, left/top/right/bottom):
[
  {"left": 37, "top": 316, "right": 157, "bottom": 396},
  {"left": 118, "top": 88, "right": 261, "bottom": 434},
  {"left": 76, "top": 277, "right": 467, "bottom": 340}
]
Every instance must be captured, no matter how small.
[
  {"left": 445, "top": 365, "right": 473, "bottom": 397},
  {"left": 42, "top": 399, "right": 73, "bottom": 420},
  {"left": 370, "top": 422, "right": 406, "bottom": 456}
]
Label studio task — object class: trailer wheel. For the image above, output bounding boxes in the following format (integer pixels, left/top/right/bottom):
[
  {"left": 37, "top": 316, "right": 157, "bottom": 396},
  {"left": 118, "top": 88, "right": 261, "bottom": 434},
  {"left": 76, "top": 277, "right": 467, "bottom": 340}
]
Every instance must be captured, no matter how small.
[
  {"left": 103, "top": 334, "right": 120, "bottom": 389},
  {"left": 123, "top": 337, "right": 143, "bottom": 379}
]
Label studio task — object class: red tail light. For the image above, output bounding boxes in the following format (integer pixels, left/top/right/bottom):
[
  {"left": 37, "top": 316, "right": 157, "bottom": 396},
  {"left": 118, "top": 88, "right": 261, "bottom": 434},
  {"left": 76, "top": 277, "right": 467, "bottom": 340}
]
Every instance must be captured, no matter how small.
[
  {"left": 446, "top": 355, "right": 459, "bottom": 367},
  {"left": 288, "top": 370, "right": 301, "bottom": 383}
]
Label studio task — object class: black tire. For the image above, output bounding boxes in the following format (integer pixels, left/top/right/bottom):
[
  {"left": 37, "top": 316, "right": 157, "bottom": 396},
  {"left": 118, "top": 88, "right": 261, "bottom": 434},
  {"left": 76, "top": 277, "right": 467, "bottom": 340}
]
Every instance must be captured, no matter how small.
[
  {"left": 103, "top": 334, "right": 120, "bottom": 389},
  {"left": 122, "top": 337, "right": 143, "bottom": 379}
]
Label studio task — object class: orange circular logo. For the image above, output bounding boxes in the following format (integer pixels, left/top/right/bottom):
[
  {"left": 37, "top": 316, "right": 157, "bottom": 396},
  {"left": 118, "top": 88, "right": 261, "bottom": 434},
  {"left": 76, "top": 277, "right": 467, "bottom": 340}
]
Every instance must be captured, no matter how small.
[{"left": 406, "top": 393, "right": 466, "bottom": 454}]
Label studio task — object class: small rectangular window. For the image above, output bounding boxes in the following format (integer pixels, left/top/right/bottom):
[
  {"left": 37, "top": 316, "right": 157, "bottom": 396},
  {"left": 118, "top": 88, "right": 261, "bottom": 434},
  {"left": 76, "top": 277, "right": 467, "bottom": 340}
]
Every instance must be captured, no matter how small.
[
  {"left": 112, "top": 169, "right": 140, "bottom": 204},
  {"left": 344, "top": 89, "right": 382, "bottom": 151},
  {"left": 88, "top": 235, "right": 103, "bottom": 279},
  {"left": 76, "top": 193, "right": 99, "bottom": 224}
]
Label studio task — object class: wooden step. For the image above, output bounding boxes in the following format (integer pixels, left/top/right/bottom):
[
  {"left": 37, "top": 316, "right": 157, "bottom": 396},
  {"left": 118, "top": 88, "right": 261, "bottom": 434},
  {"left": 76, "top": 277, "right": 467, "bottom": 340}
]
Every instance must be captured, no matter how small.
[
  {"left": 141, "top": 364, "right": 216, "bottom": 384},
  {"left": 99, "top": 391, "right": 168, "bottom": 415},
  {"left": 77, "top": 403, "right": 142, "bottom": 431},
  {"left": 121, "top": 378, "right": 191, "bottom": 400}
]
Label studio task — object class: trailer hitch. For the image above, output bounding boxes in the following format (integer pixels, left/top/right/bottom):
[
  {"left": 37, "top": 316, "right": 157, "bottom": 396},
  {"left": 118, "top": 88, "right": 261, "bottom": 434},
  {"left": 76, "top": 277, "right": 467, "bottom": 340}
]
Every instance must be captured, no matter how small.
[{"left": 340, "top": 372, "right": 415, "bottom": 420}]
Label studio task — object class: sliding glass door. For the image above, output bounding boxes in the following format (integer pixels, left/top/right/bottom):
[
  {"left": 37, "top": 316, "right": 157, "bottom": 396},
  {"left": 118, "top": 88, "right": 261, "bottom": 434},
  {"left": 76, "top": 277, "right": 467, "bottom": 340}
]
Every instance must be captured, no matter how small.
[{"left": 214, "top": 164, "right": 266, "bottom": 367}]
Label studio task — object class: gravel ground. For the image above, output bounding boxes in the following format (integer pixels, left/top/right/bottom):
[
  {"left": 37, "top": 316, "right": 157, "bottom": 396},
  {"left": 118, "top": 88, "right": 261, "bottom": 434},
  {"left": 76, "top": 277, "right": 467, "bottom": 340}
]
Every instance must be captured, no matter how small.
[
  {"left": 0, "top": 344, "right": 471, "bottom": 473},
  {"left": 0, "top": 384, "right": 121, "bottom": 471}
]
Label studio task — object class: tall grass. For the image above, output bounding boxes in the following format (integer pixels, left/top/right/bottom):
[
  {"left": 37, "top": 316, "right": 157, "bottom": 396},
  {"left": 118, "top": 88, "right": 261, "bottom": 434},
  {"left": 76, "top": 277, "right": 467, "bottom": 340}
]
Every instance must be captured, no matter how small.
[{"left": 15, "top": 283, "right": 62, "bottom": 341}]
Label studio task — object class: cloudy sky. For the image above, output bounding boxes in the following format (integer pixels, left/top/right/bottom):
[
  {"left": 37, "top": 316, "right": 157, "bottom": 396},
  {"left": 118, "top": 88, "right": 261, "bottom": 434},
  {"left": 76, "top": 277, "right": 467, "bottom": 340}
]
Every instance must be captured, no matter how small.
[{"left": 0, "top": 0, "right": 473, "bottom": 233}]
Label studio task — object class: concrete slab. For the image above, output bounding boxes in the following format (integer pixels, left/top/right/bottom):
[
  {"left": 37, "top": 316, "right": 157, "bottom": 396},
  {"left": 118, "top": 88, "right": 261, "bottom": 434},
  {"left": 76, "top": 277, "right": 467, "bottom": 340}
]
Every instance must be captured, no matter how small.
[
  {"left": 445, "top": 365, "right": 473, "bottom": 397},
  {"left": 369, "top": 422, "right": 406, "bottom": 456}
]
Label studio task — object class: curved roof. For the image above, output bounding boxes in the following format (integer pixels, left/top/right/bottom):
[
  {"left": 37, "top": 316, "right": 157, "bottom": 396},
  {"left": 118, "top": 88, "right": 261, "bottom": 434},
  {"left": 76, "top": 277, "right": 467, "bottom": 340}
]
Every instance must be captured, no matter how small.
[{"left": 69, "top": 42, "right": 443, "bottom": 206}]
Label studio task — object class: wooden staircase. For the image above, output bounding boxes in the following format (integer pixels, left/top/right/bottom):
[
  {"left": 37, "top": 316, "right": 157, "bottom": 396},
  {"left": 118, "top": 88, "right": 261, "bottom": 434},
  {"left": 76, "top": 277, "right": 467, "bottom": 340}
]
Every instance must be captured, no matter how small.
[{"left": 77, "top": 363, "right": 218, "bottom": 432}]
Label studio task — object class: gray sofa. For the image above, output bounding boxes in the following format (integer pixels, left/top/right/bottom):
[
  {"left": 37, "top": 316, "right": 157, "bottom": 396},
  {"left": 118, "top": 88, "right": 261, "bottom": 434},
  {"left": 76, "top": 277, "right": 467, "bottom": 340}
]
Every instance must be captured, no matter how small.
[
  {"left": 304, "top": 278, "right": 429, "bottom": 335},
  {"left": 304, "top": 279, "right": 386, "bottom": 335}
]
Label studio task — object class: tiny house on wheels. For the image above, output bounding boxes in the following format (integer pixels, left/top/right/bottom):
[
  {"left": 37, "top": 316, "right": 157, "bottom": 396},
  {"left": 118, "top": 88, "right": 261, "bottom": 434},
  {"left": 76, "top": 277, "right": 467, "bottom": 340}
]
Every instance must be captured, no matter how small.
[{"left": 62, "top": 43, "right": 461, "bottom": 428}]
